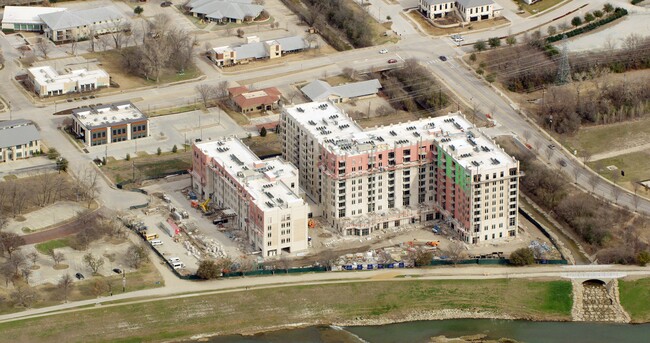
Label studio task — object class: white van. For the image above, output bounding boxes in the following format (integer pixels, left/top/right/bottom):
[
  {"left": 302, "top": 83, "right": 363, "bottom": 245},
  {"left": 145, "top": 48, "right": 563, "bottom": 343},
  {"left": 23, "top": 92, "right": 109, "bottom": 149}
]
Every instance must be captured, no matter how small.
[
  {"left": 168, "top": 257, "right": 181, "bottom": 263},
  {"left": 150, "top": 240, "right": 163, "bottom": 246},
  {"left": 172, "top": 261, "right": 185, "bottom": 269}
]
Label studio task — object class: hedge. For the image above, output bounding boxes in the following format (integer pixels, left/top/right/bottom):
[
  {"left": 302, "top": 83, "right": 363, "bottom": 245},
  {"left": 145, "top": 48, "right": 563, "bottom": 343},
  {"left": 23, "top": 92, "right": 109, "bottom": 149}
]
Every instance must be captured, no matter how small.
[
  {"left": 631, "top": 0, "right": 644, "bottom": 5},
  {"left": 547, "top": 8, "right": 628, "bottom": 43}
]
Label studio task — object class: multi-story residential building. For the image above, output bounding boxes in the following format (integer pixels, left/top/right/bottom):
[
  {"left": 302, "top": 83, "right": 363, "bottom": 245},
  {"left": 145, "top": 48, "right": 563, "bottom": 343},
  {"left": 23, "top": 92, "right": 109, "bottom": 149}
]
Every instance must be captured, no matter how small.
[
  {"left": 1, "top": 6, "right": 127, "bottom": 41},
  {"left": 419, "top": 0, "right": 499, "bottom": 22},
  {"left": 190, "top": 137, "right": 309, "bottom": 256},
  {"left": 0, "top": 119, "right": 41, "bottom": 163},
  {"left": 70, "top": 101, "right": 149, "bottom": 147},
  {"left": 27, "top": 66, "right": 110, "bottom": 97},
  {"left": 280, "top": 101, "right": 519, "bottom": 244}
]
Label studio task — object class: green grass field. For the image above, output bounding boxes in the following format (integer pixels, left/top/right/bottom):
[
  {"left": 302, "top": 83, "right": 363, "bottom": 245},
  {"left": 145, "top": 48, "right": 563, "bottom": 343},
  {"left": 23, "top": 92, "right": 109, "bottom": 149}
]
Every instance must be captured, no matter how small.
[
  {"left": 619, "top": 278, "right": 650, "bottom": 322},
  {"left": 561, "top": 117, "right": 650, "bottom": 156},
  {"left": 0, "top": 279, "right": 572, "bottom": 342},
  {"left": 35, "top": 239, "right": 72, "bottom": 255},
  {"left": 588, "top": 150, "right": 650, "bottom": 193},
  {"left": 517, "top": 0, "right": 568, "bottom": 15}
]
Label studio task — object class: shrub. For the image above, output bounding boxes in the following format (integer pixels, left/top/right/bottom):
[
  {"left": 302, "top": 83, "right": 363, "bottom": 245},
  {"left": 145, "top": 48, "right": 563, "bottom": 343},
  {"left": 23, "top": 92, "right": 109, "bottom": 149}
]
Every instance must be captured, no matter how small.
[
  {"left": 473, "top": 40, "right": 487, "bottom": 52},
  {"left": 547, "top": 8, "right": 628, "bottom": 43},
  {"left": 488, "top": 37, "right": 501, "bottom": 48},
  {"left": 638, "top": 251, "right": 650, "bottom": 266},
  {"left": 593, "top": 10, "right": 604, "bottom": 18},
  {"left": 47, "top": 148, "right": 60, "bottom": 160},
  {"left": 125, "top": 153, "right": 131, "bottom": 161},
  {"left": 476, "top": 68, "right": 484, "bottom": 75},
  {"left": 469, "top": 53, "right": 477, "bottom": 62},
  {"left": 157, "top": 147, "right": 162, "bottom": 155},
  {"left": 506, "top": 36, "right": 517, "bottom": 46},
  {"left": 260, "top": 127, "right": 267, "bottom": 137},
  {"left": 196, "top": 260, "right": 221, "bottom": 279},
  {"left": 571, "top": 16, "right": 583, "bottom": 27},
  {"left": 547, "top": 25, "right": 557, "bottom": 36},
  {"left": 509, "top": 248, "right": 535, "bottom": 266},
  {"left": 172, "top": 145, "right": 178, "bottom": 153},
  {"left": 134, "top": 6, "right": 143, "bottom": 15},
  {"left": 604, "top": 3, "right": 614, "bottom": 12},
  {"left": 584, "top": 13, "right": 595, "bottom": 22},
  {"left": 485, "top": 73, "right": 496, "bottom": 83}
]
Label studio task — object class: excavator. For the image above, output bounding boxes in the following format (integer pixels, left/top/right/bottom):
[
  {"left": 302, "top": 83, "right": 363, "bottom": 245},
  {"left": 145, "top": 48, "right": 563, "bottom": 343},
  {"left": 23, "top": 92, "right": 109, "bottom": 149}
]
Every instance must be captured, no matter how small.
[
  {"left": 308, "top": 219, "right": 316, "bottom": 228},
  {"left": 200, "top": 197, "right": 211, "bottom": 213}
]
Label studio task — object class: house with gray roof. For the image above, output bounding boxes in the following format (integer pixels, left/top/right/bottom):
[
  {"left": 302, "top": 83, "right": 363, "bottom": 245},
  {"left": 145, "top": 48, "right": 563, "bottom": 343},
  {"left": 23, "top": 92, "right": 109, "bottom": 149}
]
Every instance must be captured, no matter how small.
[
  {"left": 419, "top": 0, "right": 500, "bottom": 22},
  {"left": 301, "top": 79, "right": 382, "bottom": 103},
  {"left": 208, "top": 35, "right": 308, "bottom": 66},
  {"left": 0, "top": 119, "right": 41, "bottom": 163},
  {"left": 186, "top": 0, "right": 264, "bottom": 24},
  {"left": 1, "top": 5, "right": 126, "bottom": 42}
]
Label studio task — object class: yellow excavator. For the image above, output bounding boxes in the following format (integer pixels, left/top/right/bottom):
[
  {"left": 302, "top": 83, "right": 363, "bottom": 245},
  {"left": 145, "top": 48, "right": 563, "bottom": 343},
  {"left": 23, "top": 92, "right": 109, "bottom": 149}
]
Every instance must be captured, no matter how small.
[{"left": 200, "top": 197, "right": 211, "bottom": 213}]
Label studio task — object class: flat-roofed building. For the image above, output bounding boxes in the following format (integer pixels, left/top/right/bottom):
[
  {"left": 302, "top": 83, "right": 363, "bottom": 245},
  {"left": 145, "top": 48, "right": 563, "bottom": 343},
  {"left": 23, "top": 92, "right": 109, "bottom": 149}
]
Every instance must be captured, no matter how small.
[
  {"left": 1, "top": 6, "right": 65, "bottom": 31},
  {"left": 280, "top": 101, "right": 520, "bottom": 244},
  {"left": 191, "top": 137, "right": 309, "bottom": 257},
  {"left": 70, "top": 101, "right": 149, "bottom": 147},
  {"left": 27, "top": 66, "right": 110, "bottom": 97},
  {"left": 0, "top": 119, "right": 41, "bottom": 163}
]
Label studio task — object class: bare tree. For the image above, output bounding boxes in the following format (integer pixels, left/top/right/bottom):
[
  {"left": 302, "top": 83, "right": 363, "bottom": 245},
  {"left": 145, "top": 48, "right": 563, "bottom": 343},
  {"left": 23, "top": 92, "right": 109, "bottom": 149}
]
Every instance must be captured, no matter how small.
[
  {"left": 237, "top": 28, "right": 245, "bottom": 38},
  {"left": 214, "top": 80, "right": 229, "bottom": 99},
  {"left": 225, "top": 26, "right": 234, "bottom": 37},
  {"left": 92, "top": 279, "right": 107, "bottom": 297},
  {"left": 522, "top": 130, "right": 531, "bottom": 143},
  {"left": 36, "top": 38, "right": 51, "bottom": 58},
  {"left": 1, "top": 263, "right": 14, "bottom": 287},
  {"left": 49, "top": 250, "right": 66, "bottom": 266},
  {"left": 0, "top": 50, "right": 5, "bottom": 67},
  {"left": 11, "top": 284, "right": 39, "bottom": 307},
  {"left": 76, "top": 167, "right": 100, "bottom": 208},
  {"left": 342, "top": 67, "right": 356, "bottom": 80},
  {"left": 611, "top": 185, "right": 622, "bottom": 204},
  {"left": 277, "top": 254, "right": 291, "bottom": 273},
  {"left": 0, "top": 232, "right": 26, "bottom": 258},
  {"left": 83, "top": 253, "right": 105, "bottom": 274},
  {"left": 26, "top": 252, "right": 39, "bottom": 267},
  {"left": 544, "top": 145, "right": 554, "bottom": 161},
  {"left": 445, "top": 241, "right": 466, "bottom": 266},
  {"left": 21, "top": 267, "right": 32, "bottom": 285},
  {"left": 8, "top": 253, "right": 26, "bottom": 275},
  {"left": 588, "top": 173, "right": 600, "bottom": 192},
  {"left": 305, "top": 33, "right": 319, "bottom": 49},
  {"left": 126, "top": 244, "right": 147, "bottom": 269},
  {"left": 578, "top": 150, "right": 592, "bottom": 164},
  {"left": 108, "top": 21, "right": 131, "bottom": 49},
  {"left": 69, "top": 38, "right": 78, "bottom": 56},
  {"left": 195, "top": 84, "right": 215, "bottom": 109},
  {"left": 58, "top": 273, "right": 74, "bottom": 302}
]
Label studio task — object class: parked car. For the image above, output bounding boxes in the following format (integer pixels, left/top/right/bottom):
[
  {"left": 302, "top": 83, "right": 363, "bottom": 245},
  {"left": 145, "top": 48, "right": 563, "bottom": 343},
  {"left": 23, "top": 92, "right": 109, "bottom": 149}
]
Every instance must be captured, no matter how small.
[
  {"left": 559, "top": 159, "right": 567, "bottom": 167},
  {"left": 75, "top": 273, "right": 85, "bottom": 280},
  {"left": 548, "top": 144, "right": 556, "bottom": 150},
  {"left": 161, "top": 1, "right": 172, "bottom": 7},
  {"left": 113, "top": 268, "right": 122, "bottom": 274},
  {"left": 379, "top": 49, "right": 388, "bottom": 54},
  {"left": 387, "top": 59, "right": 398, "bottom": 64},
  {"left": 439, "top": 55, "right": 447, "bottom": 61},
  {"left": 450, "top": 34, "right": 464, "bottom": 42}
]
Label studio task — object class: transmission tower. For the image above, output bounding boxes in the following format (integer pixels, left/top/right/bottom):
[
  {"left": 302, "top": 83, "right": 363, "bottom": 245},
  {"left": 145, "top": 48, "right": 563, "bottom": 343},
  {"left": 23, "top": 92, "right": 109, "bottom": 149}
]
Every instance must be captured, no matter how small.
[{"left": 556, "top": 35, "right": 571, "bottom": 85}]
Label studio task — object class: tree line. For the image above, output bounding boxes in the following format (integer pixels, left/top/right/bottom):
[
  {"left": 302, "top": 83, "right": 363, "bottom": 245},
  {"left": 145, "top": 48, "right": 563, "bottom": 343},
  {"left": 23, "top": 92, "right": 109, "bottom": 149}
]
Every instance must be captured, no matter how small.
[{"left": 380, "top": 59, "right": 449, "bottom": 113}]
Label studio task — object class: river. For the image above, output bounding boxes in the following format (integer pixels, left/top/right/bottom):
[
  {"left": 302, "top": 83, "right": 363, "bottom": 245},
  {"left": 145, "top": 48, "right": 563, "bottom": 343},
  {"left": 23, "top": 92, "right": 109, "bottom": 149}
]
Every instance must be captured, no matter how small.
[{"left": 204, "top": 319, "right": 650, "bottom": 343}]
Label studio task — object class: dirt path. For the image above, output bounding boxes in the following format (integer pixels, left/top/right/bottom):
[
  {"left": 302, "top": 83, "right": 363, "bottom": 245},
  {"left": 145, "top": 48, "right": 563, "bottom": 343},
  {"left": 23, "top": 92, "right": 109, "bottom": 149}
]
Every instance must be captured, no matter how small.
[
  {"left": 590, "top": 142, "right": 650, "bottom": 162},
  {"left": 20, "top": 208, "right": 105, "bottom": 245}
]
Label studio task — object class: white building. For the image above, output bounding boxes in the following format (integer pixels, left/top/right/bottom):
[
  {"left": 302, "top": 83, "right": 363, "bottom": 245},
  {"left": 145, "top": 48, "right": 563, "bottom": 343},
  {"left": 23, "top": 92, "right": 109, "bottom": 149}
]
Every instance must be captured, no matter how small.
[
  {"left": 280, "top": 102, "right": 520, "bottom": 244},
  {"left": 27, "top": 66, "right": 110, "bottom": 97},
  {"left": 419, "top": 0, "right": 499, "bottom": 22},
  {"left": 0, "top": 119, "right": 41, "bottom": 163},
  {"left": 1, "top": 6, "right": 65, "bottom": 31},
  {"left": 191, "top": 138, "right": 309, "bottom": 257},
  {"left": 70, "top": 102, "right": 149, "bottom": 147},
  {"left": 186, "top": 0, "right": 264, "bottom": 24}
]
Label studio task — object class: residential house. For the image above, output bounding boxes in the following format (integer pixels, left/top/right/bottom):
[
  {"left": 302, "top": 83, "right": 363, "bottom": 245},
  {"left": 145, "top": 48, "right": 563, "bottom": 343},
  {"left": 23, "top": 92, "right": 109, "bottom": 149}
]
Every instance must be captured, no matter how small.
[
  {"left": 191, "top": 137, "right": 309, "bottom": 257},
  {"left": 228, "top": 85, "right": 281, "bottom": 113},
  {"left": 0, "top": 119, "right": 41, "bottom": 163},
  {"left": 186, "top": 0, "right": 263, "bottom": 24},
  {"left": 419, "top": 0, "right": 456, "bottom": 19},
  {"left": 208, "top": 35, "right": 308, "bottom": 66},
  {"left": 27, "top": 66, "right": 110, "bottom": 97},
  {"left": 71, "top": 101, "right": 149, "bottom": 147},
  {"left": 300, "top": 79, "right": 382, "bottom": 103},
  {"left": 0, "top": 6, "right": 127, "bottom": 42}
]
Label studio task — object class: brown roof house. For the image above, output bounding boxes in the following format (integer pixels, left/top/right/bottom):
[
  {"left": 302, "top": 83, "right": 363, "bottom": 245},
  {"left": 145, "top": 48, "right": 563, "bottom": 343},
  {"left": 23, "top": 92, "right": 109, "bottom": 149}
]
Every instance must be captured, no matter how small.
[{"left": 228, "top": 86, "right": 281, "bottom": 114}]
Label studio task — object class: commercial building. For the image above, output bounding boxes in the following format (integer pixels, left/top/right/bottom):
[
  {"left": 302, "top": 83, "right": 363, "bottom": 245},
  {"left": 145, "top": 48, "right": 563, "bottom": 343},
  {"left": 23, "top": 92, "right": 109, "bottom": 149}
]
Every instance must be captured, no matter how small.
[
  {"left": 27, "top": 66, "right": 110, "bottom": 97},
  {"left": 301, "top": 79, "right": 382, "bottom": 103},
  {"left": 0, "top": 119, "right": 41, "bottom": 163},
  {"left": 70, "top": 101, "right": 149, "bottom": 147},
  {"left": 186, "top": 0, "right": 264, "bottom": 23},
  {"left": 228, "top": 85, "right": 281, "bottom": 113},
  {"left": 419, "top": 0, "right": 500, "bottom": 22},
  {"left": 208, "top": 35, "right": 308, "bottom": 66},
  {"left": 280, "top": 101, "right": 520, "bottom": 244},
  {"left": 190, "top": 137, "right": 309, "bottom": 257},
  {"left": 1, "top": 5, "right": 126, "bottom": 42}
]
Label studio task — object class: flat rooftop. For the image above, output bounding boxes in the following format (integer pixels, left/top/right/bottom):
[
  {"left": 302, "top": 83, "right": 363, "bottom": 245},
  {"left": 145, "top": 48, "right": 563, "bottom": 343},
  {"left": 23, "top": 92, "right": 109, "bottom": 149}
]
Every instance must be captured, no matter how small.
[
  {"left": 72, "top": 101, "right": 146, "bottom": 129},
  {"left": 283, "top": 101, "right": 516, "bottom": 172},
  {"left": 195, "top": 138, "right": 303, "bottom": 211},
  {"left": 29, "top": 66, "right": 108, "bottom": 85}
]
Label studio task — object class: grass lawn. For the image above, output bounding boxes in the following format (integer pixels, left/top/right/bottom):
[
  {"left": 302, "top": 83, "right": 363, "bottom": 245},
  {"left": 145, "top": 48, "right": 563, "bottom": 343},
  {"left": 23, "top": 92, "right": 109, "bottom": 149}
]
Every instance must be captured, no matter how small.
[
  {"left": 0, "top": 279, "right": 572, "bottom": 341},
  {"left": 587, "top": 150, "right": 650, "bottom": 193},
  {"left": 83, "top": 50, "right": 202, "bottom": 90},
  {"left": 559, "top": 117, "right": 650, "bottom": 156},
  {"left": 517, "top": 0, "right": 569, "bottom": 15},
  {"left": 242, "top": 133, "right": 282, "bottom": 157},
  {"left": 619, "top": 278, "right": 650, "bottom": 322},
  {"left": 101, "top": 151, "right": 192, "bottom": 185},
  {"left": 147, "top": 104, "right": 203, "bottom": 117},
  {"left": 35, "top": 238, "right": 72, "bottom": 255}
]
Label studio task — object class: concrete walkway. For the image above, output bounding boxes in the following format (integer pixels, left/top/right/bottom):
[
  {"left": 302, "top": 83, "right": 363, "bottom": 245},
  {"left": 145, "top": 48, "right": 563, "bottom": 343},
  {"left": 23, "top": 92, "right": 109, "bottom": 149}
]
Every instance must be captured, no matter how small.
[
  {"left": 590, "top": 142, "right": 650, "bottom": 162},
  {"left": 4, "top": 201, "right": 88, "bottom": 235}
]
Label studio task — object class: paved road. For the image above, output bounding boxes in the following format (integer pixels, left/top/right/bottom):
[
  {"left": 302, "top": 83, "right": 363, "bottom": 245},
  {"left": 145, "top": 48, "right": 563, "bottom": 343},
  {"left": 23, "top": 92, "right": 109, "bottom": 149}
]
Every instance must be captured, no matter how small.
[{"left": 0, "top": 263, "right": 648, "bottom": 323}]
